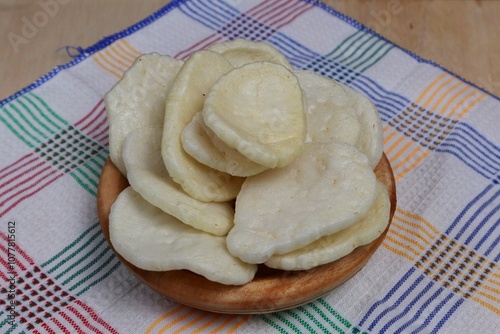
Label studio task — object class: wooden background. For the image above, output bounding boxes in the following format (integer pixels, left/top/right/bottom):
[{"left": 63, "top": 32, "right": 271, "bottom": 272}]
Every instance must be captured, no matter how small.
[{"left": 1, "top": 0, "right": 499, "bottom": 100}]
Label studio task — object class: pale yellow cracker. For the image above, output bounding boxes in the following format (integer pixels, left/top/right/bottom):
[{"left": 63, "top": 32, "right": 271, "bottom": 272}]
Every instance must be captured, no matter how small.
[
  {"left": 265, "top": 182, "right": 390, "bottom": 270},
  {"left": 105, "top": 53, "right": 183, "bottom": 175},
  {"left": 161, "top": 50, "right": 244, "bottom": 202},
  {"left": 295, "top": 70, "right": 383, "bottom": 168},
  {"left": 203, "top": 62, "right": 306, "bottom": 168},
  {"left": 109, "top": 187, "right": 257, "bottom": 285},
  {"left": 226, "top": 142, "right": 378, "bottom": 264},
  {"left": 123, "top": 127, "right": 234, "bottom": 236}
]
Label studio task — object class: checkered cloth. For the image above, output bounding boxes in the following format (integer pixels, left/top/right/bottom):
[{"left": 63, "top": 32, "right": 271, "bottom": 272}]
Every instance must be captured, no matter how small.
[{"left": 2, "top": 0, "right": 500, "bottom": 333}]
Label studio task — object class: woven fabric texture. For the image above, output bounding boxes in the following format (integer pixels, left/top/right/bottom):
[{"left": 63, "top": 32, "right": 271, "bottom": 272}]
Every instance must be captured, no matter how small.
[{"left": 1, "top": 1, "right": 500, "bottom": 333}]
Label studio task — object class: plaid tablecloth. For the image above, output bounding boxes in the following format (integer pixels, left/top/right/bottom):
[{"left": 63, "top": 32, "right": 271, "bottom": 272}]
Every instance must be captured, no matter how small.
[{"left": 2, "top": 0, "right": 500, "bottom": 333}]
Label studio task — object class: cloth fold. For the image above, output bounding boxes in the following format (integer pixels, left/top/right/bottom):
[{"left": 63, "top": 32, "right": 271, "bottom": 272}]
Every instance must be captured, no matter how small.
[{"left": 1, "top": 0, "right": 500, "bottom": 333}]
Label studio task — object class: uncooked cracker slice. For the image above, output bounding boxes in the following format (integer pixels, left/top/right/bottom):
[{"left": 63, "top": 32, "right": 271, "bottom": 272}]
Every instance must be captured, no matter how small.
[
  {"left": 162, "top": 50, "right": 244, "bottom": 202},
  {"left": 109, "top": 187, "right": 257, "bottom": 285},
  {"left": 105, "top": 53, "right": 183, "bottom": 175},
  {"left": 182, "top": 112, "right": 268, "bottom": 177},
  {"left": 208, "top": 38, "right": 292, "bottom": 69},
  {"left": 295, "top": 70, "right": 361, "bottom": 146},
  {"left": 295, "top": 70, "right": 383, "bottom": 169},
  {"left": 265, "top": 182, "right": 390, "bottom": 270},
  {"left": 203, "top": 62, "right": 306, "bottom": 168},
  {"left": 226, "top": 142, "right": 377, "bottom": 264},
  {"left": 123, "top": 127, "right": 234, "bottom": 236}
]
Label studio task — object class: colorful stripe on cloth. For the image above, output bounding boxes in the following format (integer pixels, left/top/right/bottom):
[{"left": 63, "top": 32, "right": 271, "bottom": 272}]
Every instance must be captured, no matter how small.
[
  {"left": 0, "top": 93, "right": 108, "bottom": 216},
  {"left": 144, "top": 305, "right": 250, "bottom": 333},
  {"left": 0, "top": 231, "right": 118, "bottom": 333},
  {"left": 2, "top": 0, "right": 500, "bottom": 333},
  {"left": 92, "top": 40, "right": 142, "bottom": 79}
]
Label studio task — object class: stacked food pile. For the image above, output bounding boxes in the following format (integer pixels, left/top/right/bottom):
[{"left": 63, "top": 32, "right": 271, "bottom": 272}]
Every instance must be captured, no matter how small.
[{"left": 104, "top": 39, "right": 390, "bottom": 286}]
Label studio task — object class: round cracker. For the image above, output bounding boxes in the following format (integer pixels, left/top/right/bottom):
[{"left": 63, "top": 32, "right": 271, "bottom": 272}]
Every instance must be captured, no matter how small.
[
  {"left": 265, "top": 182, "right": 390, "bottom": 270},
  {"left": 109, "top": 187, "right": 257, "bottom": 285},
  {"left": 161, "top": 50, "right": 244, "bottom": 202},
  {"left": 123, "top": 127, "right": 234, "bottom": 236},
  {"left": 105, "top": 53, "right": 183, "bottom": 175},
  {"left": 226, "top": 142, "right": 378, "bottom": 264},
  {"left": 202, "top": 62, "right": 306, "bottom": 168},
  {"left": 295, "top": 70, "right": 383, "bottom": 168},
  {"left": 295, "top": 70, "right": 361, "bottom": 146}
]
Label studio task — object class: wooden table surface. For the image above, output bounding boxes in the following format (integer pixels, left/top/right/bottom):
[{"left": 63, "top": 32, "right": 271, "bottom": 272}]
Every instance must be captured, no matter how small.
[{"left": 1, "top": 0, "right": 499, "bottom": 100}]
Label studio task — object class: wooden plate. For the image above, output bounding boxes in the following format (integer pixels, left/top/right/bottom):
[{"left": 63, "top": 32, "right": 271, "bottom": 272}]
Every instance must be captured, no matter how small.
[{"left": 97, "top": 154, "right": 396, "bottom": 314}]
